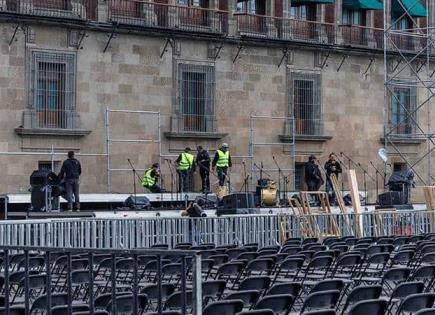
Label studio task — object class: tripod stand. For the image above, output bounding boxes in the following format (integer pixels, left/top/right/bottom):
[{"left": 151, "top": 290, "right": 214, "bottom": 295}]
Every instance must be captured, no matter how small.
[{"left": 127, "top": 159, "right": 143, "bottom": 207}]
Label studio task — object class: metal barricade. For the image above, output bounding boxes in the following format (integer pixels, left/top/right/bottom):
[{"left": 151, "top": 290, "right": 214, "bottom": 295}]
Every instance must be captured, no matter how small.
[
  {"left": 0, "top": 211, "right": 433, "bottom": 249},
  {"left": 0, "top": 245, "right": 202, "bottom": 315}
]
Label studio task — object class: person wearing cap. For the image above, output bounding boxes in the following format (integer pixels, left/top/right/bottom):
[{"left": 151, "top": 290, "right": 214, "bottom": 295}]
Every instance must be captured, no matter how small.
[
  {"left": 176, "top": 147, "right": 195, "bottom": 192},
  {"left": 142, "top": 163, "right": 162, "bottom": 193},
  {"left": 304, "top": 155, "right": 324, "bottom": 192},
  {"left": 212, "top": 143, "right": 232, "bottom": 187},
  {"left": 196, "top": 145, "right": 211, "bottom": 193},
  {"left": 58, "top": 151, "right": 81, "bottom": 211}
]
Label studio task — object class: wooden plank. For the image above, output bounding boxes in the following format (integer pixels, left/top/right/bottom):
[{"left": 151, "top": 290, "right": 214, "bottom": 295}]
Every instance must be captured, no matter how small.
[
  {"left": 330, "top": 174, "right": 353, "bottom": 235},
  {"left": 348, "top": 169, "right": 363, "bottom": 237}
]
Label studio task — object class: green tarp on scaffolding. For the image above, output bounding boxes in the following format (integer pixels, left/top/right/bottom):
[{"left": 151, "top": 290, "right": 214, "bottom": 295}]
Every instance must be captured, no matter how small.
[
  {"left": 343, "top": 0, "right": 383, "bottom": 10},
  {"left": 392, "top": 0, "right": 427, "bottom": 17}
]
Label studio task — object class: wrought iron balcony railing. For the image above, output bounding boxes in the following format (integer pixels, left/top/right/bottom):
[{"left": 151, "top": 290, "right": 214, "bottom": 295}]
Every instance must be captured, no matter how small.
[{"left": 109, "top": 0, "right": 228, "bottom": 34}]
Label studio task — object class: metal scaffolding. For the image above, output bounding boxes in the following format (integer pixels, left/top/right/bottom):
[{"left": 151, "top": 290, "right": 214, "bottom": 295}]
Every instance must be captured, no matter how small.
[
  {"left": 383, "top": 0, "right": 434, "bottom": 185},
  {"left": 105, "top": 108, "right": 162, "bottom": 193},
  {"left": 249, "top": 114, "right": 296, "bottom": 195}
]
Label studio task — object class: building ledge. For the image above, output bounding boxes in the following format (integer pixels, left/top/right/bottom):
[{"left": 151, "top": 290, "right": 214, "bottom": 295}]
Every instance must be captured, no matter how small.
[
  {"left": 380, "top": 137, "right": 426, "bottom": 145},
  {"left": 164, "top": 131, "right": 228, "bottom": 140},
  {"left": 15, "top": 127, "right": 91, "bottom": 137},
  {"left": 279, "top": 134, "right": 332, "bottom": 143}
]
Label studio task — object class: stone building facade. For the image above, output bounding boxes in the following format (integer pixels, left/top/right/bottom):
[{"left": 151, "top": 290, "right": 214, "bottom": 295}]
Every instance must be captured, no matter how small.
[{"left": 0, "top": 0, "right": 433, "bottom": 202}]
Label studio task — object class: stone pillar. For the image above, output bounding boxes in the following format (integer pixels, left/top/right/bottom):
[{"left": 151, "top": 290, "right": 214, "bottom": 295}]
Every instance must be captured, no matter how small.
[
  {"left": 227, "top": 0, "right": 238, "bottom": 36},
  {"left": 334, "top": 0, "right": 343, "bottom": 44},
  {"left": 384, "top": 0, "right": 392, "bottom": 50},
  {"left": 366, "top": 11, "right": 377, "bottom": 48},
  {"left": 97, "top": 0, "right": 108, "bottom": 23},
  {"left": 283, "top": 0, "right": 291, "bottom": 18},
  {"left": 266, "top": 0, "right": 278, "bottom": 37}
]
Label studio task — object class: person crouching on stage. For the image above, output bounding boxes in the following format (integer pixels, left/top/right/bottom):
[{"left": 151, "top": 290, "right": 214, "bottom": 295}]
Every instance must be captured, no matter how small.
[
  {"left": 142, "top": 163, "right": 163, "bottom": 193},
  {"left": 212, "top": 143, "right": 232, "bottom": 187}
]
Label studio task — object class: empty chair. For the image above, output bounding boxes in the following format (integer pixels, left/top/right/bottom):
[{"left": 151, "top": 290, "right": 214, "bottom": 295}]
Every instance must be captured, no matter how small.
[
  {"left": 339, "top": 285, "right": 383, "bottom": 315},
  {"left": 415, "top": 309, "right": 435, "bottom": 315},
  {"left": 381, "top": 268, "right": 412, "bottom": 293},
  {"left": 347, "top": 299, "right": 388, "bottom": 315},
  {"left": 411, "top": 266, "right": 435, "bottom": 290},
  {"left": 396, "top": 293, "right": 435, "bottom": 315},
  {"left": 225, "top": 290, "right": 260, "bottom": 309},
  {"left": 226, "top": 248, "right": 247, "bottom": 261},
  {"left": 202, "top": 280, "right": 226, "bottom": 304},
  {"left": 300, "top": 290, "right": 341, "bottom": 314},
  {"left": 30, "top": 294, "right": 68, "bottom": 313},
  {"left": 141, "top": 283, "right": 176, "bottom": 310},
  {"left": 303, "top": 311, "right": 336, "bottom": 315},
  {"left": 203, "top": 299, "right": 244, "bottom": 315},
  {"left": 266, "top": 282, "right": 301, "bottom": 298},
  {"left": 237, "top": 252, "right": 259, "bottom": 261},
  {"left": 235, "top": 310, "right": 275, "bottom": 315},
  {"left": 310, "top": 280, "right": 344, "bottom": 294},
  {"left": 386, "top": 282, "right": 425, "bottom": 314},
  {"left": 52, "top": 304, "right": 89, "bottom": 315},
  {"left": 164, "top": 291, "right": 193, "bottom": 311},
  {"left": 273, "top": 257, "right": 304, "bottom": 282},
  {"left": 239, "top": 276, "right": 271, "bottom": 292},
  {"left": 0, "top": 306, "right": 25, "bottom": 315},
  {"left": 281, "top": 246, "right": 302, "bottom": 255},
  {"left": 254, "top": 294, "right": 294, "bottom": 315},
  {"left": 244, "top": 259, "right": 274, "bottom": 276},
  {"left": 107, "top": 295, "right": 135, "bottom": 314},
  {"left": 214, "top": 261, "right": 245, "bottom": 285}
]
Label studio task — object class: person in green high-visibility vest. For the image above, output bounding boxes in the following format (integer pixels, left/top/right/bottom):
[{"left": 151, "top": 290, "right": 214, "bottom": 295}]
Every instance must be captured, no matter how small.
[
  {"left": 212, "top": 143, "right": 232, "bottom": 187},
  {"left": 141, "top": 163, "right": 162, "bottom": 193},
  {"left": 176, "top": 147, "right": 195, "bottom": 192}
]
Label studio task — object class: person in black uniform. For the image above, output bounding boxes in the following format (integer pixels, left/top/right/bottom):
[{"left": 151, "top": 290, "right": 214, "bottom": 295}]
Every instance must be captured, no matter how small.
[
  {"left": 304, "top": 155, "right": 323, "bottom": 191},
  {"left": 324, "top": 153, "right": 342, "bottom": 205},
  {"left": 58, "top": 151, "right": 82, "bottom": 211},
  {"left": 196, "top": 146, "right": 211, "bottom": 193}
]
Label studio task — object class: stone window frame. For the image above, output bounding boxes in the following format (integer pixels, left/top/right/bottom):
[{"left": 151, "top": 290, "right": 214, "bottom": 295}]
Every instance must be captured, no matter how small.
[
  {"left": 287, "top": 68, "right": 323, "bottom": 136},
  {"left": 388, "top": 80, "right": 417, "bottom": 135},
  {"left": 173, "top": 59, "right": 216, "bottom": 133},
  {"left": 27, "top": 49, "right": 77, "bottom": 129}
]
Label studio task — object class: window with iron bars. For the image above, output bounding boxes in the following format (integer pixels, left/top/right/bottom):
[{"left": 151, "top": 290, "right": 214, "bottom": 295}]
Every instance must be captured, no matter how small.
[
  {"left": 289, "top": 71, "right": 322, "bottom": 136},
  {"left": 176, "top": 63, "right": 215, "bottom": 133},
  {"left": 29, "top": 50, "right": 77, "bottom": 129},
  {"left": 389, "top": 85, "right": 417, "bottom": 135}
]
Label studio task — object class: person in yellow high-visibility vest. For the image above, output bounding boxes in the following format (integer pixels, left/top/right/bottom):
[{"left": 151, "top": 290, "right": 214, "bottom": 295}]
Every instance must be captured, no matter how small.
[
  {"left": 176, "top": 147, "right": 195, "bottom": 192},
  {"left": 141, "top": 163, "right": 162, "bottom": 193},
  {"left": 212, "top": 143, "right": 232, "bottom": 187}
]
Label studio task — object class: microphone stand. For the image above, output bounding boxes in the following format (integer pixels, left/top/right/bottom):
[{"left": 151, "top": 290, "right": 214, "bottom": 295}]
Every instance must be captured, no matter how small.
[
  {"left": 272, "top": 156, "right": 282, "bottom": 205},
  {"left": 165, "top": 159, "right": 174, "bottom": 204},
  {"left": 127, "top": 159, "right": 142, "bottom": 208},
  {"left": 370, "top": 161, "right": 382, "bottom": 204},
  {"left": 335, "top": 156, "right": 348, "bottom": 198},
  {"left": 240, "top": 161, "right": 249, "bottom": 193}
]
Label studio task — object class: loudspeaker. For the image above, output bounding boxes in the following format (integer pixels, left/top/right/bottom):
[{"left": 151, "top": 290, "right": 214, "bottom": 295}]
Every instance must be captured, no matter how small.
[
  {"left": 216, "top": 208, "right": 260, "bottom": 216},
  {"left": 221, "top": 193, "right": 255, "bottom": 209},
  {"left": 124, "top": 195, "right": 151, "bottom": 210},
  {"left": 30, "top": 170, "right": 58, "bottom": 186},
  {"left": 378, "top": 191, "right": 403, "bottom": 206}
]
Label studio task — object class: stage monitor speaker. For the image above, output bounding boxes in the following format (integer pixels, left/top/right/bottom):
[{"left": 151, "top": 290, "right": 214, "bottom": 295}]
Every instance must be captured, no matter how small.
[
  {"left": 216, "top": 208, "right": 260, "bottom": 216},
  {"left": 195, "top": 195, "right": 218, "bottom": 208},
  {"left": 221, "top": 193, "right": 255, "bottom": 209},
  {"left": 124, "top": 195, "right": 151, "bottom": 210},
  {"left": 378, "top": 191, "right": 403, "bottom": 206}
]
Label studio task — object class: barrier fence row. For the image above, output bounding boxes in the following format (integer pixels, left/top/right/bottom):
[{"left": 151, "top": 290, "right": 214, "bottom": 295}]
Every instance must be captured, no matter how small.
[{"left": 0, "top": 211, "right": 433, "bottom": 249}]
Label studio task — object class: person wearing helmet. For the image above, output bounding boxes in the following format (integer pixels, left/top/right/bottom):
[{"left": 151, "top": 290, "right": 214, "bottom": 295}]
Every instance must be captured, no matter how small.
[
  {"left": 212, "top": 143, "right": 232, "bottom": 187},
  {"left": 175, "top": 147, "right": 195, "bottom": 192}
]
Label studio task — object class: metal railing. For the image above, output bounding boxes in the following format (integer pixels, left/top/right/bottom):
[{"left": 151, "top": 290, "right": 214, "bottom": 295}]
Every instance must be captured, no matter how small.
[
  {"left": 22, "top": 109, "right": 81, "bottom": 130},
  {"left": 109, "top": 0, "right": 228, "bottom": 34},
  {"left": 0, "top": 0, "right": 93, "bottom": 20},
  {"left": 0, "top": 211, "right": 433, "bottom": 249},
  {"left": 341, "top": 24, "right": 372, "bottom": 47},
  {"left": 0, "top": 245, "right": 201, "bottom": 315},
  {"left": 237, "top": 13, "right": 335, "bottom": 45}
]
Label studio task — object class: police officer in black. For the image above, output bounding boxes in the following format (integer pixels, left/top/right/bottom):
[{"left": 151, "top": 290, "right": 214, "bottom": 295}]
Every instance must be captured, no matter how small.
[
  {"left": 58, "top": 151, "right": 82, "bottom": 211},
  {"left": 196, "top": 146, "right": 211, "bottom": 193}
]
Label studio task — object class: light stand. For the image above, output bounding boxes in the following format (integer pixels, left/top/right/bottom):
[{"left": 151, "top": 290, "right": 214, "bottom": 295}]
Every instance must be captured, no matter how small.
[
  {"left": 370, "top": 161, "right": 382, "bottom": 204},
  {"left": 127, "top": 158, "right": 142, "bottom": 208},
  {"left": 165, "top": 159, "right": 174, "bottom": 204},
  {"left": 272, "top": 156, "right": 282, "bottom": 205}
]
